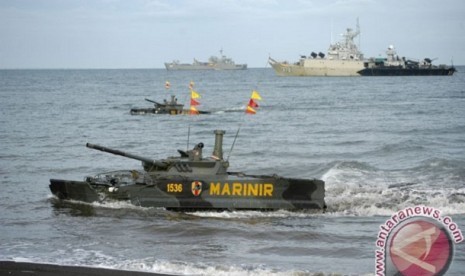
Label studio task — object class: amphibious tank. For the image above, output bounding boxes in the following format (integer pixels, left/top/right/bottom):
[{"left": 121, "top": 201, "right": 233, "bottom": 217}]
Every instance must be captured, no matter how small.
[
  {"left": 130, "top": 95, "right": 210, "bottom": 115},
  {"left": 49, "top": 130, "right": 325, "bottom": 211}
]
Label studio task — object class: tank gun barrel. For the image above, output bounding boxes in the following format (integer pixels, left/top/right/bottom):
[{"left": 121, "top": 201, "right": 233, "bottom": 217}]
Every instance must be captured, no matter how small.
[
  {"left": 145, "top": 98, "right": 164, "bottom": 106},
  {"left": 86, "top": 143, "right": 166, "bottom": 167}
]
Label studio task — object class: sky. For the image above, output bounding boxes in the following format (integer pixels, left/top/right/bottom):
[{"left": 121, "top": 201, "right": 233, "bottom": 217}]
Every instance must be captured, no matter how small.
[{"left": 1, "top": 0, "right": 464, "bottom": 69}]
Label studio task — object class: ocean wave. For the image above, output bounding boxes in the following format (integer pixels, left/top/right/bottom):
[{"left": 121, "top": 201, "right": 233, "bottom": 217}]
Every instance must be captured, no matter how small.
[{"left": 322, "top": 159, "right": 465, "bottom": 216}]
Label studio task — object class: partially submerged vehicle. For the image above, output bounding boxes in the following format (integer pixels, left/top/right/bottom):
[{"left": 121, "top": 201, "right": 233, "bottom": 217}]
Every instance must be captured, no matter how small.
[
  {"left": 358, "top": 45, "right": 456, "bottom": 76},
  {"left": 50, "top": 130, "right": 325, "bottom": 211},
  {"left": 130, "top": 95, "right": 210, "bottom": 115}
]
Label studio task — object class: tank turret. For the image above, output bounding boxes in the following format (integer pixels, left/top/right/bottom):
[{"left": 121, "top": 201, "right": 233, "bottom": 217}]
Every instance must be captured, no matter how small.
[{"left": 86, "top": 130, "right": 229, "bottom": 176}]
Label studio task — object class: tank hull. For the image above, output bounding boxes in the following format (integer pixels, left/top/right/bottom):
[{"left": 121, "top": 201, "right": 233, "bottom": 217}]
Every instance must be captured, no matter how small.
[{"left": 50, "top": 171, "right": 325, "bottom": 211}]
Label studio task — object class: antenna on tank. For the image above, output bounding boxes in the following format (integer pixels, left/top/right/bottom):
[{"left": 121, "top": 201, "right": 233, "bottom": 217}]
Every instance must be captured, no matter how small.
[
  {"left": 226, "top": 125, "right": 241, "bottom": 161},
  {"left": 187, "top": 124, "right": 191, "bottom": 151}
]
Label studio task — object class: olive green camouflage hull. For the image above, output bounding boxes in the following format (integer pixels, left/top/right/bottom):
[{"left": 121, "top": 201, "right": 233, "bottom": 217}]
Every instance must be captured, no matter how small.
[{"left": 50, "top": 173, "right": 325, "bottom": 211}]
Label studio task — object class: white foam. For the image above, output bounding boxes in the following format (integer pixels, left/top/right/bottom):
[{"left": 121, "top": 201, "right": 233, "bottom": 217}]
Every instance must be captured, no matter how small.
[
  {"left": 90, "top": 200, "right": 151, "bottom": 210},
  {"left": 8, "top": 256, "right": 341, "bottom": 276},
  {"left": 322, "top": 161, "right": 465, "bottom": 216},
  {"left": 105, "top": 259, "right": 333, "bottom": 276},
  {"left": 186, "top": 209, "right": 321, "bottom": 219}
]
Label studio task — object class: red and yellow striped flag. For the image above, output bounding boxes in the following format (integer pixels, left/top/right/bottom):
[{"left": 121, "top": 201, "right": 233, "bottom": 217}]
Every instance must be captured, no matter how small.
[
  {"left": 189, "top": 88, "right": 201, "bottom": 115},
  {"left": 245, "top": 90, "right": 262, "bottom": 115}
]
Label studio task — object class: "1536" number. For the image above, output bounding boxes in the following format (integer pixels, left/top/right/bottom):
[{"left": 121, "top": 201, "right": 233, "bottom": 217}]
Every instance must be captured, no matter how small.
[{"left": 167, "top": 183, "right": 183, "bottom": 193}]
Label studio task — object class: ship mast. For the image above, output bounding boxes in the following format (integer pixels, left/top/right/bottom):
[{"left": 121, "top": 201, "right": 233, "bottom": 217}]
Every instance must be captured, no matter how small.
[
  {"left": 357, "top": 17, "right": 361, "bottom": 51},
  {"left": 330, "top": 18, "right": 333, "bottom": 44}
]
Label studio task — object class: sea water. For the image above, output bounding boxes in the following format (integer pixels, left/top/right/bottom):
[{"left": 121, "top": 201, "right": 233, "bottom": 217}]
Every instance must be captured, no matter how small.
[{"left": 0, "top": 68, "right": 464, "bottom": 275}]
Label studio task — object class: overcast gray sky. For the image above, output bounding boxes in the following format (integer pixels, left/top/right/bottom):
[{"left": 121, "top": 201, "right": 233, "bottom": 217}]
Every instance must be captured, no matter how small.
[{"left": 1, "top": 0, "right": 464, "bottom": 69}]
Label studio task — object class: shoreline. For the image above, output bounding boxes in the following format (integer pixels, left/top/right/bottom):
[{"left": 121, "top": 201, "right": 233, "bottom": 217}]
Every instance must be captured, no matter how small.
[{"left": 0, "top": 261, "right": 172, "bottom": 276}]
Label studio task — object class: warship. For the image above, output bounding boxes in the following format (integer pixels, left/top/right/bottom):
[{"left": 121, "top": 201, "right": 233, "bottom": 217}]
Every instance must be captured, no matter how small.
[
  {"left": 49, "top": 130, "right": 326, "bottom": 211},
  {"left": 130, "top": 95, "right": 210, "bottom": 115},
  {"left": 269, "top": 20, "right": 364, "bottom": 76},
  {"left": 357, "top": 45, "right": 456, "bottom": 76},
  {"left": 165, "top": 50, "right": 247, "bottom": 70}
]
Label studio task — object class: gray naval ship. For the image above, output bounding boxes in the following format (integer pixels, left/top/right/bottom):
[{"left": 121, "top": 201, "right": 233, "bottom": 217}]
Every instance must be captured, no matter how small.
[
  {"left": 269, "top": 20, "right": 364, "bottom": 76},
  {"left": 49, "top": 130, "right": 325, "bottom": 211},
  {"left": 165, "top": 50, "right": 247, "bottom": 70}
]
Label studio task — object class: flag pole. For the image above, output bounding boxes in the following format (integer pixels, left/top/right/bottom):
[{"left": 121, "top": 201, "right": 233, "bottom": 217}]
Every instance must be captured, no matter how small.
[
  {"left": 187, "top": 81, "right": 200, "bottom": 150},
  {"left": 227, "top": 90, "right": 262, "bottom": 161}
]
